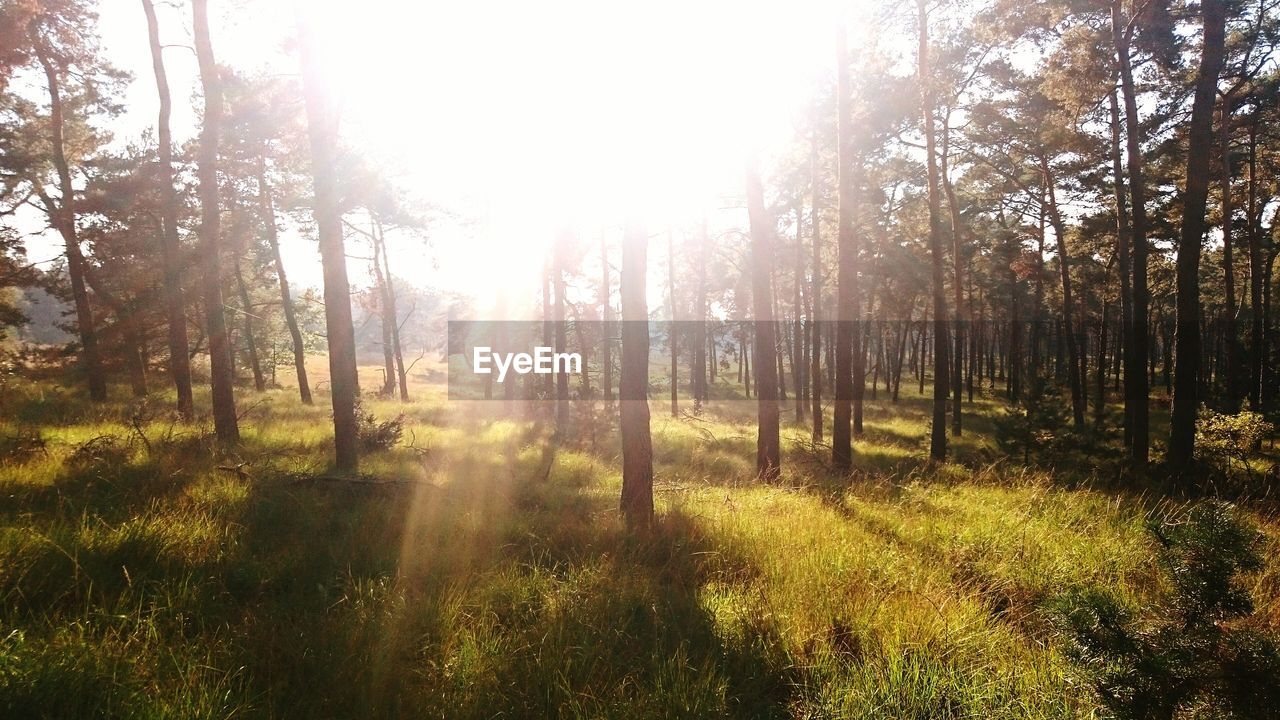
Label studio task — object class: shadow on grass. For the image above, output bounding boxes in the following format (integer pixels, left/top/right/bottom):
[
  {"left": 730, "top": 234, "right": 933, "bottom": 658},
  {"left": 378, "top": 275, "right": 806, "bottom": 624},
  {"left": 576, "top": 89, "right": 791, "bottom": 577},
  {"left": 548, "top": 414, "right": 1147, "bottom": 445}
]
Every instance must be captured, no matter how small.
[{"left": 185, "top": 425, "right": 799, "bottom": 719}]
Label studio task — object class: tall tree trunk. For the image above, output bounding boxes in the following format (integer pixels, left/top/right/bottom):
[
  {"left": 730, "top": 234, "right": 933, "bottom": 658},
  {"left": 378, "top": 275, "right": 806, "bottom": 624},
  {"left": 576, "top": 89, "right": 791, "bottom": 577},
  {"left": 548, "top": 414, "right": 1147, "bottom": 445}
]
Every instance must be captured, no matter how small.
[
  {"left": 773, "top": 269, "right": 789, "bottom": 405},
  {"left": 601, "top": 231, "right": 614, "bottom": 402},
  {"left": 1108, "top": 86, "right": 1133, "bottom": 445},
  {"left": 793, "top": 205, "right": 806, "bottom": 423},
  {"left": 256, "top": 162, "right": 311, "bottom": 403},
  {"left": 232, "top": 250, "right": 266, "bottom": 392},
  {"left": 1030, "top": 199, "right": 1046, "bottom": 384},
  {"left": 1113, "top": 0, "right": 1150, "bottom": 468},
  {"left": 833, "top": 27, "right": 857, "bottom": 470},
  {"left": 918, "top": 0, "right": 948, "bottom": 461},
  {"left": 30, "top": 29, "right": 107, "bottom": 403},
  {"left": 372, "top": 223, "right": 397, "bottom": 396},
  {"left": 1042, "top": 156, "right": 1086, "bottom": 429},
  {"left": 375, "top": 221, "right": 408, "bottom": 401},
  {"left": 1248, "top": 115, "right": 1263, "bottom": 411},
  {"left": 1097, "top": 298, "right": 1110, "bottom": 429},
  {"left": 1009, "top": 266, "right": 1022, "bottom": 402},
  {"left": 693, "top": 222, "right": 708, "bottom": 408},
  {"left": 809, "top": 122, "right": 824, "bottom": 442},
  {"left": 299, "top": 8, "right": 358, "bottom": 470},
  {"left": 192, "top": 0, "right": 239, "bottom": 444},
  {"left": 747, "top": 159, "right": 782, "bottom": 482},
  {"left": 1219, "top": 103, "right": 1240, "bottom": 411},
  {"left": 942, "top": 122, "right": 964, "bottom": 435},
  {"left": 1169, "top": 0, "right": 1227, "bottom": 468},
  {"left": 667, "top": 229, "right": 678, "bottom": 417},
  {"left": 619, "top": 220, "right": 654, "bottom": 528},
  {"left": 121, "top": 307, "right": 148, "bottom": 398},
  {"left": 141, "top": 0, "right": 194, "bottom": 417}
]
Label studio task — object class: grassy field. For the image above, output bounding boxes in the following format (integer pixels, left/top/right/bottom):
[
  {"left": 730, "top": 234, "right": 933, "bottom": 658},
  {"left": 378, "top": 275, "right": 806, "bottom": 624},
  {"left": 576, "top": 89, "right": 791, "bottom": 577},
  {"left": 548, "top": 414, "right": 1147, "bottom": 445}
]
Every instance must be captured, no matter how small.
[{"left": 1, "top": 367, "right": 1278, "bottom": 719}]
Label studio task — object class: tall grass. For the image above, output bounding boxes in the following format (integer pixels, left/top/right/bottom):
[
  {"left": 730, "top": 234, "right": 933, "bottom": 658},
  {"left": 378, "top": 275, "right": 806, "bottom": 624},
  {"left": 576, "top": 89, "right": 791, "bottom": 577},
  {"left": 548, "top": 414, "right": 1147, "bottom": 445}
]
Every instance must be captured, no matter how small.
[{"left": 0, "top": 371, "right": 1275, "bottom": 718}]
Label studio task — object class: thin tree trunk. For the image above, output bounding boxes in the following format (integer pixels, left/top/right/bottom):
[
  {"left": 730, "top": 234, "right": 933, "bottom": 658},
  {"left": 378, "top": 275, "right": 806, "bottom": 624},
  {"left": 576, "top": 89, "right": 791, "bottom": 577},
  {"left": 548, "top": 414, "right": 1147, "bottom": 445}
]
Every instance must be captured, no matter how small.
[
  {"left": 1042, "top": 156, "right": 1086, "bottom": 429},
  {"left": 601, "top": 231, "right": 614, "bottom": 402},
  {"left": 619, "top": 220, "right": 654, "bottom": 527},
  {"left": 942, "top": 122, "right": 964, "bottom": 435},
  {"left": 1219, "top": 102, "right": 1240, "bottom": 411},
  {"left": 141, "top": 0, "right": 193, "bottom": 417},
  {"left": 232, "top": 250, "right": 266, "bottom": 392},
  {"left": 372, "top": 222, "right": 397, "bottom": 396},
  {"left": 1170, "top": 0, "right": 1227, "bottom": 467},
  {"left": 257, "top": 161, "right": 311, "bottom": 404},
  {"left": 693, "top": 222, "right": 707, "bottom": 407},
  {"left": 793, "top": 205, "right": 806, "bottom": 423},
  {"left": 30, "top": 29, "right": 107, "bottom": 403},
  {"left": 1108, "top": 86, "right": 1132, "bottom": 445},
  {"left": 1248, "top": 115, "right": 1263, "bottom": 411},
  {"left": 810, "top": 123, "right": 824, "bottom": 442},
  {"left": 833, "top": 27, "right": 857, "bottom": 470},
  {"left": 747, "top": 160, "right": 781, "bottom": 481},
  {"left": 1114, "top": 0, "right": 1150, "bottom": 468},
  {"left": 193, "top": 0, "right": 239, "bottom": 443},
  {"left": 371, "top": 217, "right": 404, "bottom": 397},
  {"left": 667, "top": 229, "right": 678, "bottom": 417},
  {"left": 299, "top": 7, "right": 358, "bottom": 470},
  {"left": 918, "top": 0, "right": 948, "bottom": 461}
]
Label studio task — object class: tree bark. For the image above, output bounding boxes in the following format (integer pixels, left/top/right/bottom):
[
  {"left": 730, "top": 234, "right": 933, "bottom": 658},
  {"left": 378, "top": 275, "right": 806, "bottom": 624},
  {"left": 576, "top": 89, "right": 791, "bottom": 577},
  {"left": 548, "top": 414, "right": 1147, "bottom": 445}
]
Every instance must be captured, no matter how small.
[
  {"left": 833, "top": 27, "right": 857, "bottom": 469},
  {"left": 1248, "top": 115, "right": 1263, "bottom": 411},
  {"left": 299, "top": 8, "right": 359, "bottom": 470},
  {"left": 232, "top": 250, "right": 266, "bottom": 392},
  {"left": 256, "top": 163, "right": 312, "bottom": 404},
  {"left": 667, "top": 229, "right": 678, "bottom": 417},
  {"left": 372, "top": 221, "right": 397, "bottom": 396},
  {"left": 793, "top": 205, "right": 806, "bottom": 423},
  {"left": 918, "top": 0, "right": 948, "bottom": 461},
  {"left": 1108, "top": 86, "right": 1132, "bottom": 445},
  {"left": 141, "top": 0, "right": 194, "bottom": 417},
  {"left": 193, "top": 0, "right": 239, "bottom": 444},
  {"left": 1113, "top": 0, "right": 1150, "bottom": 467},
  {"left": 942, "top": 122, "right": 964, "bottom": 435},
  {"left": 1169, "top": 0, "right": 1227, "bottom": 467},
  {"left": 29, "top": 27, "right": 107, "bottom": 403},
  {"left": 693, "top": 222, "right": 708, "bottom": 408},
  {"left": 809, "top": 122, "right": 824, "bottom": 442},
  {"left": 368, "top": 218, "right": 407, "bottom": 400},
  {"left": 600, "top": 231, "right": 614, "bottom": 402},
  {"left": 1219, "top": 102, "right": 1240, "bottom": 411},
  {"left": 1042, "top": 156, "right": 1085, "bottom": 429},
  {"left": 747, "top": 159, "right": 781, "bottom": 481},
  {"left": 619, "top": 220, "right": 654, "bottom": 528}
]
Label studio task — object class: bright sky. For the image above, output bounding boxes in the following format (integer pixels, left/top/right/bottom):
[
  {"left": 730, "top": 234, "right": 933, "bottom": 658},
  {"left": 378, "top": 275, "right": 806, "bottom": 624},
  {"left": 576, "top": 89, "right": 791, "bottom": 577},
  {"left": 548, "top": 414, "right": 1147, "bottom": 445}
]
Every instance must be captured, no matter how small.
[{"left": 28, "top": 0, "right": 877, "bottom": 308}]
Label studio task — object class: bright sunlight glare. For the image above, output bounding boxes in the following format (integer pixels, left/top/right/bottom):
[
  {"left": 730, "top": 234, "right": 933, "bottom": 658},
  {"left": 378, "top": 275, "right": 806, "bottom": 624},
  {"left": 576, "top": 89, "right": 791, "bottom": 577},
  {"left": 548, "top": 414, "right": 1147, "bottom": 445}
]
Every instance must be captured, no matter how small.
[{"left": 299, "top": 0, "right": 862, "bottom": 299}]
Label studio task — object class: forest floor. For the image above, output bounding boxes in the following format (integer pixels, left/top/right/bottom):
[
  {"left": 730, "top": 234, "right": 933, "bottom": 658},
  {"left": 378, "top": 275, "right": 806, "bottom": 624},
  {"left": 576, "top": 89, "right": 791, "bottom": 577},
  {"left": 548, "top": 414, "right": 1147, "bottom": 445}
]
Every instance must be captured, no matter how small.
[{"left": 1, "top": 367, "right": 1278, "bottom": 719}]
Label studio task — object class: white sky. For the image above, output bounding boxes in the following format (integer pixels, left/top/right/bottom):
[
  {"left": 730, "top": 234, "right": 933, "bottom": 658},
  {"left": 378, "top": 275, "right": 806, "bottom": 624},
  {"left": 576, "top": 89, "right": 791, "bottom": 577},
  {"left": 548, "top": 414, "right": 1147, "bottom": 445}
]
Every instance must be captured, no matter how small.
[{"left": 21, "top": 0, "right": 884, "bottom": 310}]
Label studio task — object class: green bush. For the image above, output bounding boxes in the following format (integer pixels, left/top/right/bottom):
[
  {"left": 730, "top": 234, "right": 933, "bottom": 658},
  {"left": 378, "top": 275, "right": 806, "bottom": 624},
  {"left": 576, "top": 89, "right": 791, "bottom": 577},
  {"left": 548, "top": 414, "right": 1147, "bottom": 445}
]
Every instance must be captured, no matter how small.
[
  {"left": 994, "top": 377, "right": 1075, "bottom": 463},
  {"left": 354, "top": 401, "right": 404, "bottom": 452},
  {"left": 1195, "top": 408, "right": 1274, "bottom": 482},
  {"left": 1055, "top": 501, "right": 1280, "bottom": 719}
]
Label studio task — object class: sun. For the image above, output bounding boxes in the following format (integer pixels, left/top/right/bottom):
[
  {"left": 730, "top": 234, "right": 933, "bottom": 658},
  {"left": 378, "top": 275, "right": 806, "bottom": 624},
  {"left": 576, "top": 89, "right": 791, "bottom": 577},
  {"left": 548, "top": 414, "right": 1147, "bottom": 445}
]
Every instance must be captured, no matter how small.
[{"left": 289, "top": 0, "right": 864, "bottom": 300}]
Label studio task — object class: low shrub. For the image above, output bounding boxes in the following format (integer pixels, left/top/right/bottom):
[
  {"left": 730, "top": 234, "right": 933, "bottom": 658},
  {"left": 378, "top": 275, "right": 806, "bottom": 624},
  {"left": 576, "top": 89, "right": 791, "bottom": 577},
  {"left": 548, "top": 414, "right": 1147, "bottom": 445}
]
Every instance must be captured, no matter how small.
[
  {"left": 65, "top": 435, "right": 132, "bottom": 470},
  {"left": 1196, "top": 407, "right": 1275, "bottom": 483},
  {"left": 0, "top": 430, "right": 46, "bottom": 465},
  {"left": 354, "top": 401, "right": 404, "bottom": 452},
  {"left": 1055, "top": 501, "right": 1280, "bottom": 719}
]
